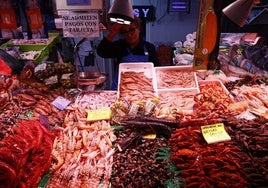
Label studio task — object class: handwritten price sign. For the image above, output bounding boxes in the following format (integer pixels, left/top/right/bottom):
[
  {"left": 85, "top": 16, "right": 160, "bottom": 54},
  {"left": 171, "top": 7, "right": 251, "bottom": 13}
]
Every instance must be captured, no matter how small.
[
  {"left": 87, "top": 108, "right": 111, "bottom": 121},
  {"left": 201, "top": 123, "right": 231, "bottom": 144}
]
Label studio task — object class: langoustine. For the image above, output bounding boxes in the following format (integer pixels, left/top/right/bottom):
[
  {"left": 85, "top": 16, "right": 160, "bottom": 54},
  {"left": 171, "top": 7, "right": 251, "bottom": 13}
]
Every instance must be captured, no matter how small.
[{"left": 47, "top": 119, "right": 116, "bottom": 188}]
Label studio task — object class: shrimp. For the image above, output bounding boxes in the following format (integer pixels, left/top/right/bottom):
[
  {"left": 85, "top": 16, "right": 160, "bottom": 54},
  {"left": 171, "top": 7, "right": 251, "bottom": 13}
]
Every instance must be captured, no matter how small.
[{"left": 67, "top": 165, "right": 82, "bottom": 188}]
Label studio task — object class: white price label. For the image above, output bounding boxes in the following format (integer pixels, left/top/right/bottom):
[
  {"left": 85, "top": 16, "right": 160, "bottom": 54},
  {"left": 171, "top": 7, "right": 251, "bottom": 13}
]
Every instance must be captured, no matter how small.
[
  {"left": 34, "top": 63, "right": 47, "bottom": 72},
  {"left": 52, "top": 96, "right": 71, "bottom": 110}
]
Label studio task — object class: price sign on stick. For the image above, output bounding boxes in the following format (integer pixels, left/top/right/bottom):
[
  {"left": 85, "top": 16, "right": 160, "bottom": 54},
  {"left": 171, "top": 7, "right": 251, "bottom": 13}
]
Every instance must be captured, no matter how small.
[{"left": 201, "top": 123, "right": 231, "bottom": 144}]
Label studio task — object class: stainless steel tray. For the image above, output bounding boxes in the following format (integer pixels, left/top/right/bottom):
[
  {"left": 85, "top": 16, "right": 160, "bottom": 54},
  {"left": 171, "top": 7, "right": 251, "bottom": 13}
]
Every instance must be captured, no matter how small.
[{"left": 77, "top": 71, "right": 107, "bottom": 86}]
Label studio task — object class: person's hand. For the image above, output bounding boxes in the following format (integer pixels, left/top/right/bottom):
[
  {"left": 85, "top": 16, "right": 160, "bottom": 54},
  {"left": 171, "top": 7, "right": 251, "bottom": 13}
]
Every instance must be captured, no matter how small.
[
  {"left": 106, "top": 23, "right": 123, "bottom": 42},
  {"left": 109, "top": 23, "right": 123, "bottom": 34}
]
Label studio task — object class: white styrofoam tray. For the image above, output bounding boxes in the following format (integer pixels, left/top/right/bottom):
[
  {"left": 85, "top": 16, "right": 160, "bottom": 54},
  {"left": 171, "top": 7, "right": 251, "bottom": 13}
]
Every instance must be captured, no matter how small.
[
  {"left": 117, "top": 62, "right": 157, "bottom": 101},
  {"left": 154, "top": 65, "right": 198, "bottom": 89}
]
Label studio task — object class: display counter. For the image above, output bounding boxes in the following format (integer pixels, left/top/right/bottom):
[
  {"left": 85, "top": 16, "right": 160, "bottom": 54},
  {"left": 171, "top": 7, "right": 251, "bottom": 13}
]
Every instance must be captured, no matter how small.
[
  {"left": 1, "top": 31, "right": 268, "bottom": 187},
  {"left": 0, "top": 63, "right": 267, "bottom": 187}
]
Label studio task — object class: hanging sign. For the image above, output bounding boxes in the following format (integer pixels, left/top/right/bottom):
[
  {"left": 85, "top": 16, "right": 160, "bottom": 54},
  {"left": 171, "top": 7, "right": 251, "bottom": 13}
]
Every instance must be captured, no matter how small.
[
  {"left": 61, "top": 11, "right": 99, "bottom": 38},
  {"left": 133, "top": 6, "right": 155, "bottom": 21},
  {"left": 26, "top": 8, "right": 44, "bottom": 30},
  {"left": 0, "top": 9, "right": 18, "bottom": 29},
  {"left": 67, "top": 0, "right": 91, "bottom": 6},
  {"left": 201, "top": 123, "right": 231, "bottom": 144}
]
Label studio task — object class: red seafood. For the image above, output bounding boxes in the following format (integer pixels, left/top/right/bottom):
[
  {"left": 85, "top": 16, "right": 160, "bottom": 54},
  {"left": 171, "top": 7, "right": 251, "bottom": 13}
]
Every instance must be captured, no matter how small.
[
  {"left": 168, "top": 124, "right": 249, "bottom": 188},
  {"left": 0, "top": 120, "right": 55, "bottom": 188},
  {"left": 0, "top": 161, "right": 16, "bottom": 188}
]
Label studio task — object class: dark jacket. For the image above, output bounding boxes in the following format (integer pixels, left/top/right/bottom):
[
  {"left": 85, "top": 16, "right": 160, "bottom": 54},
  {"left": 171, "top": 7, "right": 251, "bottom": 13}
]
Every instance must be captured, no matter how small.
[{"left": 97, "top": 37, "right": 160, "bottom": 67}]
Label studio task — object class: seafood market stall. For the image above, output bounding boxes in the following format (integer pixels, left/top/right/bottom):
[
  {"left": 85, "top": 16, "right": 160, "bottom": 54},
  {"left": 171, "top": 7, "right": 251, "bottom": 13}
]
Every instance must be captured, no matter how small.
[
  {"left": 1, "top": 0, "right": 267, "bottom": 186},
  {"left": 1, "top": 50, "right": 268, "bottom": 187}
]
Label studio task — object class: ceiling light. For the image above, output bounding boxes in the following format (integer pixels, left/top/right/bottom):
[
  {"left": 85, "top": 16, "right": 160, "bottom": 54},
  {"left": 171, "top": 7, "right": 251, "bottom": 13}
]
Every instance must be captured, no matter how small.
[
  {"left": 222, "top": 0, "right": 257, "bottom": 27},
  {"left": 108, "top": 0, "right": 134, "bottom": 25}
]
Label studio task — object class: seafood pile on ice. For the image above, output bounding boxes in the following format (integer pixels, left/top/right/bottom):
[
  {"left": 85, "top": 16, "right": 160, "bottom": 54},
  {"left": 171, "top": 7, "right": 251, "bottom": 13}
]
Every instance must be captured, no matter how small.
[
  {"left": 173, "top": 31, "right": 196, "bottom": 65},
  {"left": 218, "top": 33, "right": 268, "bottom": 78}
]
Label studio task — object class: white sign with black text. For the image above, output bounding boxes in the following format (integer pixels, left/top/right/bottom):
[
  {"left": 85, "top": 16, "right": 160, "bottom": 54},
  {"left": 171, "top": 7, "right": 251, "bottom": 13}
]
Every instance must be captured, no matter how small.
[{"left": 61, "top": 11, "right": 99, "bottom": 38}]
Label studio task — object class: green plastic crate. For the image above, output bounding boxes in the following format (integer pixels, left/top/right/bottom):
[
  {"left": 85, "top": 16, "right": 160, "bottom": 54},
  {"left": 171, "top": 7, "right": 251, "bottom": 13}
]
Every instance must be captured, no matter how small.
[
  {"left": 5, "top": 32, "right": 60, "bottom": 52},
  {"left": 0, "top": 32, "right": 60, "bottom": 64},
  {"left": 47, "top": 32, "right": 60, "bottom": 52},
  {"left": 0, "top": 43, "right": 49, "bottom": 65}
]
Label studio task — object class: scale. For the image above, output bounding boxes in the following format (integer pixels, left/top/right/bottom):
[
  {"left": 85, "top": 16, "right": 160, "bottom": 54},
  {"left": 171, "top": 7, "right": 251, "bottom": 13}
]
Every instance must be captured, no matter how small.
[
  {"left": 77, "top": 71, "right": 107, "bottom": 91},
  {"left": 74, "top": 38, "right": 107, "bottom": 91}
]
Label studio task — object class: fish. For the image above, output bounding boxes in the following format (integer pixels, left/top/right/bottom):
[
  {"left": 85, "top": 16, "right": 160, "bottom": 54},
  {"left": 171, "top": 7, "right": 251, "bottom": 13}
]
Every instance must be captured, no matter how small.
[{"left": 218, "top": 53, "right": 255, "bottom": 78}]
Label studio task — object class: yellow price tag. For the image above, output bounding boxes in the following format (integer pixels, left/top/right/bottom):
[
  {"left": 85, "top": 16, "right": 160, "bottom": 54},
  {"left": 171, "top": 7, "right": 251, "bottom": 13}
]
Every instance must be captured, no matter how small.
[
  {"left": 143, "top": 134, "right": 156, "bottom": 139},
  {"left": 87, "top": 108, "right": 111, "bottom": 121},
  {"left": 201, "top": 123, "right": 231, "bottom": 144}
]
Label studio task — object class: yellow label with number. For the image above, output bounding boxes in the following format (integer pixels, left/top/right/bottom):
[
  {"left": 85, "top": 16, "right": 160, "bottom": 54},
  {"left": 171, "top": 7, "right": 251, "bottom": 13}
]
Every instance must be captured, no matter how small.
[
  {"left": 201, "top": 123, "right": 231, "bottom": 144},
  {"left": 143, "top": 134, "right": 156, "bottom": 139},
  {"left": 87, "top": 108, "right": 111, "bottom": 121}
]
